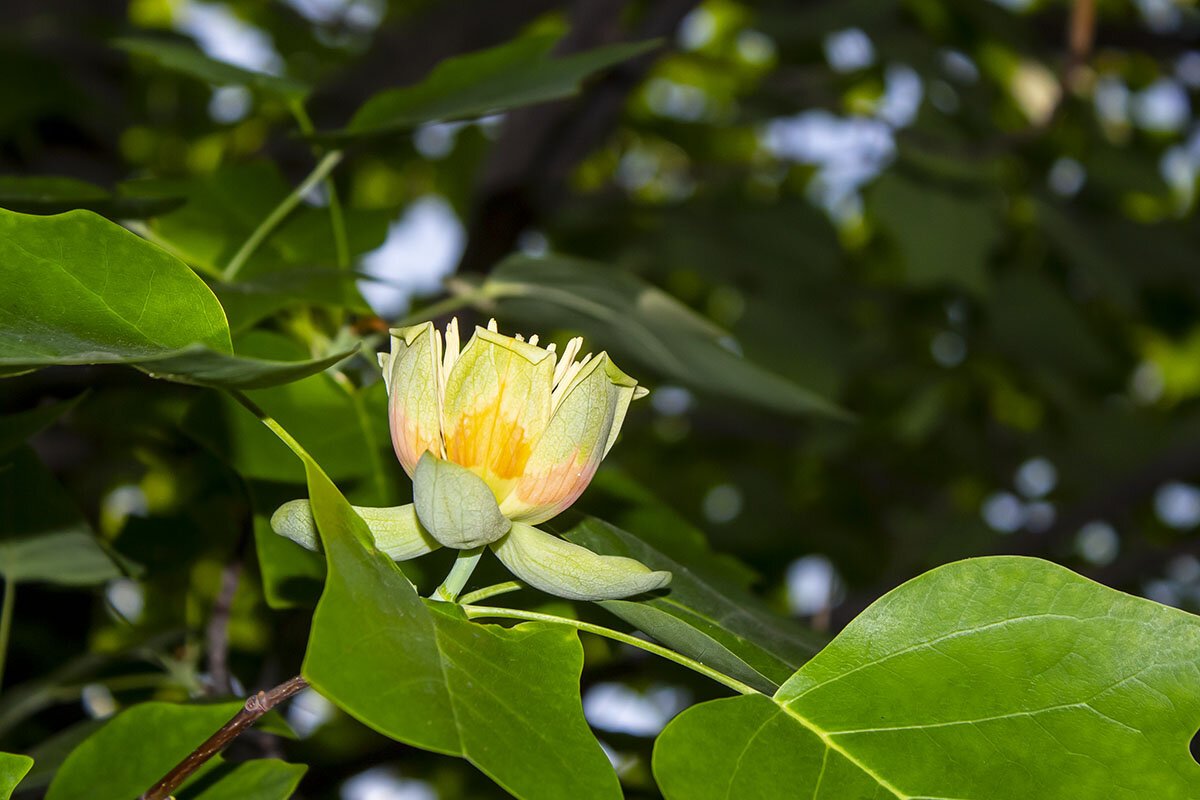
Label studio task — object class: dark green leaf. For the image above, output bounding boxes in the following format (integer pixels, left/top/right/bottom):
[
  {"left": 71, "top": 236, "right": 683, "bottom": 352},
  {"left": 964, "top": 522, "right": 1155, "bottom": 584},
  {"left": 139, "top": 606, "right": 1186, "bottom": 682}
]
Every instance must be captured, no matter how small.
[
  {"left": 0, "top": 208, "right": 356, "bottom": 388},
  {"left": 0, "top": 446, "right": 122, "bottom": 586},
  {"left": 210, "top": 268, "right": 373, "bottom": 334},
  {"left": 0, "top": 393, "right": 85, "bottom": 458},
  {"left": 339, "top": 35, "right": 659, "bottom": 137},
  {"left": 870, "top": 172, "right": 1003, "bottom": 296},
  {"left": 0, "top": 175, "right": 184, "bottom": 219},
  {"left": 177, "top": 759, "right": 306, "bottom": 800},
  {"left": 653, "top": 557, "right": 1200, "bottom": 799},
  {"left": 481, "top": 254, "right": 849, "bottom": 419},
  {"left": 113, "top": 36, "right": 309, "bottom": 98}
]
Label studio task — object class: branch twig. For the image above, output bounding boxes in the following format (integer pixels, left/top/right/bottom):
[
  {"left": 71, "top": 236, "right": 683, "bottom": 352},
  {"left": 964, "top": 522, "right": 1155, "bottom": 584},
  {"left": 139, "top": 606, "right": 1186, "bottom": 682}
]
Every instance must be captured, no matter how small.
[{"left": 138, "top": 675, "right": 309, "bottom": 800}]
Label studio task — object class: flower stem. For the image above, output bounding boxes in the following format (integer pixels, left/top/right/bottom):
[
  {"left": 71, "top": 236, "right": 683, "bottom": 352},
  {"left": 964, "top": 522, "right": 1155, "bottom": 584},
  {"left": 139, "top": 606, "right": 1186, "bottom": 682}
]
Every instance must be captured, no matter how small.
[
  {"left": 222, "top": 150, "right": 345, "bottom": 282},
  {"left": 461, "top": 604, "right": 759, "bottom": 696},
  {"left": 432, "top": 547, "right": 485, "bottom": 602},
  {"left": 458, "top": 581, "right": 524, "bottom": 605},
  {"left": 0, "top": 579, "right": 14, "bottom": 691}
]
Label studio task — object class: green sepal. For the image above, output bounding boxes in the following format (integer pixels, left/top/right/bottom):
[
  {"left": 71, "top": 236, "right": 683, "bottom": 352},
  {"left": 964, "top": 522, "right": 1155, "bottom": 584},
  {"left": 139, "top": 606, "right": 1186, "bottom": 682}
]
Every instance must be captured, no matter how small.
[
  {"left": 491, "top": 521, "right": 671, "bottom": 601},
  {"left": 413, "top": 452, "right": 512, "bottom": 549},
  {"left": 270, "top": 499, "right": 440, "bottom": 561}
]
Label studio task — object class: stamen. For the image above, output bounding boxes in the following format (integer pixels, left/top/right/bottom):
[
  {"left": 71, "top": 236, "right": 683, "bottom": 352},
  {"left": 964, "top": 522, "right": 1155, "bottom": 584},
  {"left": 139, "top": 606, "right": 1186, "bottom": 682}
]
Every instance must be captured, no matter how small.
[
  {"left": 551, "top": 351, "right": 596, "bottom": 411},
  {"left": 487, "top": 318, "right": 499, "bottom": 332},
  {"left": 546, "top": 342, "right": 556, "bottom": 353},
  {"left": 527, "top": 334, "right": 539, "bottom": 346},
  {"left": 442, "top": 317, "right": 460, "bottom": 385},
  {"left": 553, "top": 336, "right": 584, "bottom": 389},
  {"left": 515, "top": 333, "right": 524, "bottom": 342}
]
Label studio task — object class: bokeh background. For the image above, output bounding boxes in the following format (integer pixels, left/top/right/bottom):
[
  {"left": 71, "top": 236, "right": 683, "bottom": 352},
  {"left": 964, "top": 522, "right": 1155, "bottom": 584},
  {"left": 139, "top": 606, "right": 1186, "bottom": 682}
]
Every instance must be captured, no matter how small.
[{"left": 6, "top": 0, "right": 1200, "bottom": 797}]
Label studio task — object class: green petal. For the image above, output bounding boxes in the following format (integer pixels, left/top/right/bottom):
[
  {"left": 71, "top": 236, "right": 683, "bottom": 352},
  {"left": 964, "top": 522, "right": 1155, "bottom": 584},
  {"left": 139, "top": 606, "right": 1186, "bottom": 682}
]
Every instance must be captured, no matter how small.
[
  {"left": 270, "top": 499, "right": 440, "bottom": 561},
  {"left": 491, "top": 521, "right": 671, "bottom": 601},
  {"left": 413, "top": 452, "right": 512, "bottom": 549}
]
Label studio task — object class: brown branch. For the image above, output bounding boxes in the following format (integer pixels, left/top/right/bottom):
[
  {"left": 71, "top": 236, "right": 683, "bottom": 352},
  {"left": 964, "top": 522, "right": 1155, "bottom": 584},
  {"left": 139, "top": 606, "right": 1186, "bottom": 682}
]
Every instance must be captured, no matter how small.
[{"left": 138, "top": 675, "right": 310, "bottom": 800}]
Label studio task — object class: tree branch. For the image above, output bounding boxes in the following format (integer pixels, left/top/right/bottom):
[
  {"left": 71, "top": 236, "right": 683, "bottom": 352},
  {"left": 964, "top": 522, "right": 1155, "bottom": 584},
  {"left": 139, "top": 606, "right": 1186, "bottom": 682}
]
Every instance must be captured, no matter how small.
[{"left": 138, "top": 675, "right": 309, "bottom": 800}]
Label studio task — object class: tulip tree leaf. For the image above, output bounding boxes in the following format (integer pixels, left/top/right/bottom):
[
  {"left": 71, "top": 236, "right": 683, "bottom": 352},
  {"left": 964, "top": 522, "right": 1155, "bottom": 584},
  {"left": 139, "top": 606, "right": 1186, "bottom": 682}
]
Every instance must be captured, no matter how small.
[
  {"left": 0, "top": 446, "right": 122, "bottom": 586},
  {"left": 112, "top": 36, "right": 310, "bottom": 99},
  {"left": 480, "top": 254, "right": 849, "bottom": 419},
  {"left": 560, "top": 511, "right": 823, "bottom": 694},
  {"left": 653, "top": 556, "right": 1200, "bottom": 800},
  {"left": 0, "top": 208, "right": 356, "bottom": 388},
  {"left": 297, "top": 450, "right": 620, "bottom": 800},
  {"left": 46, "top": 700, "right": 304, "bottom": 800},
  {"left": 0, "top": 753, "right": 33, "bottom": 800},
  {"left": 339, "top": 35, "right": 659, "bottom": 137}
]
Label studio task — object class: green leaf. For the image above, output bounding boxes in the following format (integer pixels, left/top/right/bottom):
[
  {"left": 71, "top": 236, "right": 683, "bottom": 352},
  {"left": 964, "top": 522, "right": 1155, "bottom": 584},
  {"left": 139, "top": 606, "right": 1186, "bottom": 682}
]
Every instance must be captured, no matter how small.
[
  {"left": 46, "top": 701, "right": 235, "bottom": 800},
  {"left": 870, "top": 172, "right": 1003, "bottom": 296},
  {"left": 0, "top": 446, "right": 122, "bottom": 586},
  {"left": 299, "top": 457, "right": 621, "bottom": 800},
  {"left": 177, "top": 759, "right": 307, "bottom": 800},
  {"left": 0, "top": 175, "right": 184, "bottom": 219},
  {"left": 480, "top": 254, "right": 849, "bottom": 419},
  {"left": 113, "top": 36, "right": 310, "bottom": 99},
  {"left": 560, "top": 509, "right": 822, "bottom": 694},
  {"left": 653, "top": 557, "right": 1200, "bottom": 799},
  {"left": 0, "top": 753, "right": 33, "bottom": 800},
  {"left": 339, "top": 35, "right": 659, "bottom": 137},
  {"left": 0, "top": 393, "right": 85, "bottom": 458},
  {"left": 413, "top": 452, "right": 511, "bottom": 548},
  {"left": 0, "top": 208, "right": 355, "bottom": 388}
]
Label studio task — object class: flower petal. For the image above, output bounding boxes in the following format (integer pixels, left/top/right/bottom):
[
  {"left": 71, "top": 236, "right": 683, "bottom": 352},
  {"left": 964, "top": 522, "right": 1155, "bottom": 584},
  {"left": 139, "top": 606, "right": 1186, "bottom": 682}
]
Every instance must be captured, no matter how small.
[
  {"left": 270, "top": 499, "right": 439, "bottom": 561},
  {"left": 413, "top": 452, "right": 512, "bottom": 549},
  {"left": 382, "top": 322, "right": 443, "bottom": 476},
  {"left": 499, "top": 352, "right": 640, "bottom": 524},
  {"left": 441, "top": 326, "right": 555, "bottom": 500},
  {"left": 491, "top": 521, "right": 671, "bottom": 601}
]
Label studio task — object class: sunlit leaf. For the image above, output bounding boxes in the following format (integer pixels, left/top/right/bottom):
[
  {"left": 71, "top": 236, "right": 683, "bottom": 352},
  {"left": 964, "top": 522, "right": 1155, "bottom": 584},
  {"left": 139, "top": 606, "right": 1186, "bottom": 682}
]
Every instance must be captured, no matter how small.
[
  {"left": 653, "top": 557, "right": 1200, "bottom": 799},
  {"left": 0, "top": 208, "right": 355, "bottom": 388},
  {"left": 0, "top": 753, "right": 32, "bottom": 800}
]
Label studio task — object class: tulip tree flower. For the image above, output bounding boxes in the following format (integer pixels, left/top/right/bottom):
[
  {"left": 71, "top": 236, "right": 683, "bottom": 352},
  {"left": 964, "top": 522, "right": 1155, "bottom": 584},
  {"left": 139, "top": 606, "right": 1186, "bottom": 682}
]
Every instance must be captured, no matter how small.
[{"left": 272, "top": 318, "right": 671, "bottom": 603}]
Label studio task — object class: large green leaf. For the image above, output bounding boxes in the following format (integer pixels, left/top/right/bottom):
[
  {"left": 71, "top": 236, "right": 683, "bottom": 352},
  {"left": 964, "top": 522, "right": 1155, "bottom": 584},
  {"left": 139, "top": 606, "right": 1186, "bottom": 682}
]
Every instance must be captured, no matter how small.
[
  {"left": 478, "top": 254, "right": 849, "bottom": 418},
  {"left": 0, "top": 208, "right": 355, "bottom": 388},
  {"left": 339, "top": 35, "right": 658, "bottom": 137},
  {"left": 653, "top": 557, "right": 1200, "bottom": 799},
  {"left": 0, "top": 446, "right": 122, "bottom": 586},
  {"left": 559, "top": 503, "right": 823, "bottom": 694},
  {"left": 0, "top": 753, "right": 33, "bottom": 800},
  {"left": 210, "top": 268, "right": 373, "bottom": 334},
  {"left": 46, "top": 700, "right": 304, "bottom": 800},
  {"left": 297, "top": 449, "right": 620, "bottom": 800},
  {"left": 112, "top": 36, "right": 309, "bottom": 99}
]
